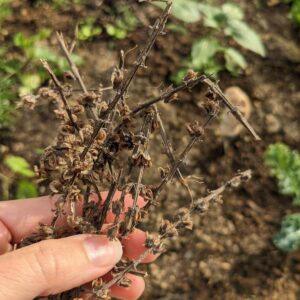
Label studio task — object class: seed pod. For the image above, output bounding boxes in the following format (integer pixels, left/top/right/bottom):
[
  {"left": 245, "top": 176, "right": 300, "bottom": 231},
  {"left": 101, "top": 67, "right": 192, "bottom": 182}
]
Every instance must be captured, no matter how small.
[
  {"left": 184, "top": 69, "right": 198, "bottom": 82},
  {"left": 186, "top": 121, "right": 204, "bottom": 137},
  {"left": 96, "top": 101, "right": 109, "bottom": 115},
  {"left": 18, "top": 94, "right": 37, "bottom": 110},
  {"left": 49, "top": 180, "right": 63, "bottom": 193},
  {"left": 164, "top": 92, "right": 178, "bottom": 104},
  {"left": 96, "top": 128, "right": 107, "bottom": 144},
  {"left": 176, "top": 207, "right": 193, "bottom": 230},
  {"left": 78, "top": 92, "right": 98, "bottom": 106},
  {"left": 38, "top": 87, "right": 60, "bottom": 103},
  {"left": 132, "top": 149, "right": 151, "bottom": 167},
  {"left": 118, "top": 277, "right": 132, "bottom": 288},
  {"left": 159, "top": 167, "right": 169, "bottom": 179},
  {"left": 111, "top": 67, "right": 124, "bottom": 90},
  {"left": 159, "top": 219, "right": 178, "bottom": 238},
  {"left": 71, "top": 104, "right": 85, "bottom": 115},
  {"left": 192, "top": 198, "right": 210, "bottom": 214}
]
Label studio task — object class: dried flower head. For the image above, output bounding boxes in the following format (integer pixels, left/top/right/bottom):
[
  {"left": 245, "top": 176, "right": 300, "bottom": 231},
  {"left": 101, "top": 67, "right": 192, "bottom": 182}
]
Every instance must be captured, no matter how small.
[{"left": 18, "top": 94, "right": 38, "bottom": 110}]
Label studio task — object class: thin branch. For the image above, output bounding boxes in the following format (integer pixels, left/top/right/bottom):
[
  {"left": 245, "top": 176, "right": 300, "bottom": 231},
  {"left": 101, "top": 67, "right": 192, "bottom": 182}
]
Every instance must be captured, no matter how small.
[
  {"left": 122, "top": 117, "right": 153, "bottom": 235},
  {"left": 96, "top": 170, "right": 252, "bottom": 296},
  {"left": 131, "top": 76, "right": 205, "bottom": 115},
  {"left": 154, "top": 105, "right": 194, "bottom": 202},
  {"left": 56, "top": 32, "right": 97, "bottom": 121},
  {"left": 40, "top": 59, "right": 80, "bottom": 132},
  {"left": 97, "top": 171, "right": 122, "bottom": 232},
  {"left": 153, "top": 115, "right": 214, "bottom": 199},
  {"left": 79, "top": 2, "right": 172, "bottom": 160},
  {"left": 202, "top": 77, "right": 261, "bottom": 141},
  {"left": 130, "top": 75, "right": 260, "bottom": 141}
]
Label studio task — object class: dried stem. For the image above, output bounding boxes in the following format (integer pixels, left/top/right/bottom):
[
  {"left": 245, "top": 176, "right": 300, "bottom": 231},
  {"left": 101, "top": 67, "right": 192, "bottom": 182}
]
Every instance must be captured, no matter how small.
[
  {"left": 79, "top": 2, "right": 172, "bottom": 160},
  {"left": 153, "top": 115, "right": 214, "bottom": 199},
  {"left": 96, "top": 170, "right": 252, "bottom": 296},
  {"left": 97, "top": 171, "right": 122, "bottom": 232},
  {"left": 41, "top": 59, "right": 80, "bottom": 132},
  {"left": 202, "top": 77, "right": 261, "bottom": 141},
  {"left": 154, "top": 105, "right": 194, "bottom": 202},
  {"left": 129, "top": 75, "right": 260, "bottom": 141},
  {"left": 56, "top": 32, "right": 97, "bottom": 121},
  {"left": 131, "top": 76, "right": 205, "bottom": 115}
]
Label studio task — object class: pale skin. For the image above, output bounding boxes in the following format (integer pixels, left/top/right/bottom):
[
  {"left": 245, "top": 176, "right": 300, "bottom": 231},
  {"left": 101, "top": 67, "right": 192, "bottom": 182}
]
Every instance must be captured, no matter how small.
[{"left": 0, "top": 193, "right": 158, "bottom": 300}]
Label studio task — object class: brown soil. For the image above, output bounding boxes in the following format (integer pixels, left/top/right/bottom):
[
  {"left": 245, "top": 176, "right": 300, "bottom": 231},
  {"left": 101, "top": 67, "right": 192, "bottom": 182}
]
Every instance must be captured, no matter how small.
[{"left": 2, "top": 1, "right": 300, "bottom": 299}]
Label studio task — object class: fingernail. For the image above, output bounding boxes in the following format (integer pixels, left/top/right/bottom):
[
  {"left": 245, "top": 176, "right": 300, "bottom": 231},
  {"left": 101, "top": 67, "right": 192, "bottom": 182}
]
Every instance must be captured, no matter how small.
[{"left": 83, "top": 235, "right": 122, "bottom": 268}]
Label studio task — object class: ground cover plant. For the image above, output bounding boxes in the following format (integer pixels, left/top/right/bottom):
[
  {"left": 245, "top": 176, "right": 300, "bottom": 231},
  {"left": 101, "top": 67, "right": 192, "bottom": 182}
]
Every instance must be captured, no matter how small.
[
  {"left": 265, "top": 143, "right": 300, "bottom": 252},
  {"left": 14, "top": 1, "right": 262, "bottom": 298},
  {"left": 155, "top": 0, "right": 266, "bottom": 82}
]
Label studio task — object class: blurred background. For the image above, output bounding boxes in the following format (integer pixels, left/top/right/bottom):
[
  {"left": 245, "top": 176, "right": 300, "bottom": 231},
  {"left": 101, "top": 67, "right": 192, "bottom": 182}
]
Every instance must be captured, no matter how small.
[{"left": 1, "top": 0, "right": 300, "bottom": 299}]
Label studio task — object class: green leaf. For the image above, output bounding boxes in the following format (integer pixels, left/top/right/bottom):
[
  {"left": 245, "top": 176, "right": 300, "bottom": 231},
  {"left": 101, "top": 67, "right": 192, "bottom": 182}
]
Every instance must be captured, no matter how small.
[
  {"left": 16, "top": 179, "right": 38, "bottom": 199},
  {"left": 191, "top": 38, "right": 222, "bottom": 70},
  {"left": 221, "top": 3, "right": 244, "bottom": 20},
  {"left": 201, "top": 59, "right": 223, "bottom": 77},
  {"left": 224, "top": 47, "right": 247, "bottom": 75},
  {"left": 34, "top": 28, "right": 51, "bottom": 41},
  {"left": 4, "top": 155, "right": 35, "bottom": 177},
  {"left": 0, "top": 58, "right": 22, "bottom": 74},
  {"left": 273, "top": 214, "right": 300, "bottom": 252},
  {"left": 13, "top": 32, "right": 34, "bottom": 49},
  {"left": 225, "top": 19, "right": 266, "bottom": 56},
  {"left": 19, "top": 73, "right": 41, "bottom": 95},
  {"left": 291, "top": 1, "right": 300, "bottom": 24},
  {"left": 198, "top": 3, "right": 225, "bottom": 28},
  {"left": 156, "top": 0, "right": 201, "bottom": 23},
  {"left": 265, "top": 143, "right": 300, "bottom": 205},
  {"left": 167, "top": 22, "right": 188, "bottom": 35},
  {"left": 106, "top": 24, "right": 127, "bottom": 39},
  {"left": 32, "top": 47, "right": 58, "bottom": 61},
  {"left": 171, "top": 67, "right": 189, "bottom": 85}
]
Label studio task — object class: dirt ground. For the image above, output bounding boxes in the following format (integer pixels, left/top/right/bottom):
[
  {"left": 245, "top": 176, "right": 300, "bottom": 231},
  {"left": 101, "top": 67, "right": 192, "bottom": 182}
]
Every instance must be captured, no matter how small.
[{"left": 1, "top": 0, "right": 300, "bottom": 299}]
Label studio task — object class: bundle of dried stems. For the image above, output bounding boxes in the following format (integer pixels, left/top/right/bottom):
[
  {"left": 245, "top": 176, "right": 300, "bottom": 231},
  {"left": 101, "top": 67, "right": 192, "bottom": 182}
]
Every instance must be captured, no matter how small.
[{"left": 18, "top": 1, "right": 259, "bottom": 299}]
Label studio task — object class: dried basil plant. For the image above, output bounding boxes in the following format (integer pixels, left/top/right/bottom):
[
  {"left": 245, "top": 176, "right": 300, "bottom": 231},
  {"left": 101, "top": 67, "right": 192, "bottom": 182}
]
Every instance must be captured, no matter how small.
[{"left": 18, "top": 1, "right": 259, "bottom": 299}]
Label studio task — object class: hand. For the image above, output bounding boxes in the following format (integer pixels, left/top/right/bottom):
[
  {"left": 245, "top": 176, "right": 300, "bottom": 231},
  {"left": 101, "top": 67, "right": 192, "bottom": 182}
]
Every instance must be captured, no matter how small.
[{"left": 0, "top": 193, "right": 158, "bottom": 300}]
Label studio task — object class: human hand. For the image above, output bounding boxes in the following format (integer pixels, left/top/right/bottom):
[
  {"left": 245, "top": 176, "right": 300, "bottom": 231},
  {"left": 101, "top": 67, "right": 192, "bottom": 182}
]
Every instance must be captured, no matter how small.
[{"left": 0, "top": 193, "right": 158, "bottom": 300}]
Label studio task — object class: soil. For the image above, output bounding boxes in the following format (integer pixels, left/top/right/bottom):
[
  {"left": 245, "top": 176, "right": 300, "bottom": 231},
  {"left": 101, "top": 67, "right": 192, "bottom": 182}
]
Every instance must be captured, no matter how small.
[{"left": 1, "top": 1, "right": 300, "bottom": 299}]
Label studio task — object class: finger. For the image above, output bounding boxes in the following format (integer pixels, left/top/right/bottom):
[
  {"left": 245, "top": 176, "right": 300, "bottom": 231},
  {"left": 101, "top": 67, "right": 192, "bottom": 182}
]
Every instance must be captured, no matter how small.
[
  {"left": 76, "top": 272, "right": 145, "bottom": 300},
  {"left": 110, "top": 274, "right": 145, "bottom": 300},
  {"left": 0, "top": 193, "right": 146, "bottom": 243},
  {"left": 0, "top": 195, "right": 58, "bottom": 243},
  {"left": 122, "top": 228, "right": 159, "bottom": 263},
  {"left": 0, "top": 234, "right": 122, "bottom": 299},
  {"left": 0, "top": 220, "right": 12, "bottom": 254}
]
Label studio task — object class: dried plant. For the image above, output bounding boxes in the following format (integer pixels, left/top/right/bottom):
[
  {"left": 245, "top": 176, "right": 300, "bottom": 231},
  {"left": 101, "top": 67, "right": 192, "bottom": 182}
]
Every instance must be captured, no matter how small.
[{"left": 17, "top": 1, "right": 259, "bottom": 299}]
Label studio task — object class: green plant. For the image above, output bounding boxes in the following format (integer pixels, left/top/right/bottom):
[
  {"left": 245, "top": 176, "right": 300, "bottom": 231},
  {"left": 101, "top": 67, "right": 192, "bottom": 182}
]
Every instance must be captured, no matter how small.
[
  {"left": 156, "top": 1, "right": 265, "bottom": 82},
  {"left": 273, "top": 213, "right": 300, "bottom": 252},
  {"left": 265, "top": 143, "right": 300, "bottom": 205},
  {"left": 282, "top": 0, "right": 300, "bottom": 24},
  {"left": 265, "top": 143, "right": 300, "bottom": 252},
  {"left": 105, "top": 5, "right": 138, "bottom": 39},
  {"left": 77, "top": 17, "right": 102, "bottom": 41},
  {"left": 12, "top": 29, "right": 82, "bottom": 95},
  {"left": 35, "top": 0, "right": 82, "bottom": 9},
  {"left": 0, "top": 29, "right": 82, "bottom": 128},
  {"left": 0, "top": 0, "right": 11, "bottom": 25},
  {"left": 1, "top": 155, "right": 37, "bottom": 199}
]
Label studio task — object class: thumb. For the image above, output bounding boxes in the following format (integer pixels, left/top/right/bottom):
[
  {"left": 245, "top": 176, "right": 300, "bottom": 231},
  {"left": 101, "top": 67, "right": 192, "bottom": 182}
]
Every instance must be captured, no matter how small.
[{"left": 0, "top": 234, "right": 122, "bottom": 299}]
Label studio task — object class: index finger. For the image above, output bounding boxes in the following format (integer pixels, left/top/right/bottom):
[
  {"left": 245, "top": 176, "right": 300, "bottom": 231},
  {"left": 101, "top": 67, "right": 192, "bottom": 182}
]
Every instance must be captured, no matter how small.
[{"left": 0, "top": 192, "right": 146, "bottom": 243}]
